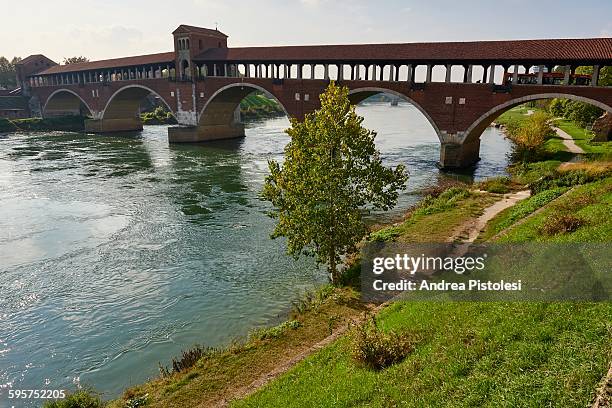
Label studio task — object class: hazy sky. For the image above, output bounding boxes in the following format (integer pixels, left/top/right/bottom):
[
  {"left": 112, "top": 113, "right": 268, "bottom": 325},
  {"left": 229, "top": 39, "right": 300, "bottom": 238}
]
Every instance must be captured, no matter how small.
[{"left": 3, "top": 0, "right": 612, "bottom": 63}]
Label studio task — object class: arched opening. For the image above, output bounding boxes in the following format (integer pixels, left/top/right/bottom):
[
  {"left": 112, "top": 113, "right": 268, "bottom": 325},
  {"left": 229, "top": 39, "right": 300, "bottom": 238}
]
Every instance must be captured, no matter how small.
[
  {"left": 457, "top": 94, "right": 612, "bottom": 175},
  {"left": 348, "top": 87, "right": 448, "bottom": 215},
  {"left": 464, "top": 94, "right": 612, "bottom": 146},
  {"left": 192, "top": 83, "right": 289, "bottom": 143},
  {"left": 97, "top": 85, "right": 176, "bottom": 133},
  {"left": 180, "top": 59, "right": 190, "bottom": 80},
  {"left": 43, "top": 89, "right": 93, "bottom": 118}
]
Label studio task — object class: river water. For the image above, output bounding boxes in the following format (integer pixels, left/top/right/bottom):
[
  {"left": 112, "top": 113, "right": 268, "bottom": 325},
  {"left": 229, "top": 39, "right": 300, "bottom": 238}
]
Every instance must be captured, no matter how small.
[{"left": 0, "top": 102, "right": 511, "bottom": 402}]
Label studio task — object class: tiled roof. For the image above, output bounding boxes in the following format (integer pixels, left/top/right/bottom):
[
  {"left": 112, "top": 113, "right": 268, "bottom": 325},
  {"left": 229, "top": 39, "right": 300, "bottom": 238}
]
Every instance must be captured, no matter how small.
[
  {"left": 38, "top": 52, "right": 175, "bottom": 75},
  {"left": 193, "top": 38, "right": 612, "bottom": 63},
  {"left": 172, "top": 25, "right": 228, "bottom": 38}
]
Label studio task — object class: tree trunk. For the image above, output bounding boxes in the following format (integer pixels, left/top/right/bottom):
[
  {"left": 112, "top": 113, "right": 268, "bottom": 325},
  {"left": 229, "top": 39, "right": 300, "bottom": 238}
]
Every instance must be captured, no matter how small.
[{"left": 329, "top": 245, "right": 337, "bottom": 285}]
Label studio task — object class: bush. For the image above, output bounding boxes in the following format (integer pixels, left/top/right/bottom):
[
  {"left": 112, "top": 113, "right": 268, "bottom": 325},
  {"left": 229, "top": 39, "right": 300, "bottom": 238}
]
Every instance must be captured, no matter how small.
[
  {"left": 158, "top": 345, "right": 216, "bottom": 377},
  {"left": 350, "top": 315, "right": 419, "bottom": 370},
  {"left": 530, "top": 167, "right": 612, "bottom": 194},
  {"left": 539, "top": 214, "right": 587, "bottom": 235},
  {"left": 414, "top": 187, "right": 471, "bottom": 216},
  {"left": 563, "top": 100, "right": 602, "bottom": 127},
  {"left": 478, "top": 176, "right": 512, "bottom": 193},
  {"left": 43, "top": 390, "right": 103, "bottom": 408},
  {"left": 249, "top": 320, "right": 301, "bottom": 341},
  {"left": 507, "top": 111, "right": 555, "bottom": 163},
  {"left": 140, "top": 106, "right": 176, "bottom": 125}
]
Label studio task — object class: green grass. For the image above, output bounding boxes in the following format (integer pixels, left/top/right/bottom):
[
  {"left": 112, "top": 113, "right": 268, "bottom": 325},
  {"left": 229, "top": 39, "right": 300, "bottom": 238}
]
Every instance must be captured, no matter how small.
[
  {"left": 498, "top": 177, "right": 612, "bottom": 243},
  {"left": 370, "top": 188, "right": 498, "bottom": 243},
  {"left": 232, "top": 177, "right": 612, "bottom": 408},
  {"left": 495, "top": 105, "right": 534, "bottom": 126},
  {"left": 554, "top": 118, "right": 612, "bottom": 155},
  {"left": 234, "top": 302, "right": 611, "bottom": 408},
  {"left": 477, "top": 187, "right": 569, "bottom": 241},
  {"left": 108, "top": 287, "right": 365, "bottom": 408}
]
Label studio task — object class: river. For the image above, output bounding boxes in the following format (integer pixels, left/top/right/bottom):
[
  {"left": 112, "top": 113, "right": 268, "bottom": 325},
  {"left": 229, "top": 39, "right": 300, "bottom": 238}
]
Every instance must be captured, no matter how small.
[{"left": 0, "top": 102, "right": 511, "bottom": 402}]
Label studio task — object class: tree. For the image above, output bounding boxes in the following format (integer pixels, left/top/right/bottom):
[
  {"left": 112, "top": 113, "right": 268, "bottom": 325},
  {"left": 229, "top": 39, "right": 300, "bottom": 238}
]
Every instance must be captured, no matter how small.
[
  {"left": 262, "top": 83, "right": 408, "bottom": 284},
  {"left": 506, "top": 111, "right": 555, "bottom": 162},
  {"left": 63, "top": 56, "right": 89, "bottom": 65},
  {"left": 0, "top": 56, "right": 20, "bottom": 89}
]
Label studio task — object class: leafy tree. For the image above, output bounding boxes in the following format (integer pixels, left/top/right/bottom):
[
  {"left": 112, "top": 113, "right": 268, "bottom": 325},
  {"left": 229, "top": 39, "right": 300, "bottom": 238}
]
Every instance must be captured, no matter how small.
[
  {"left": 63, "top": 56, "right": 89, "bottom": 65},
  {"left": 262, "top": 83, "right": 408, "bottom": 283},
  {"left": 506, "top": 111, "right": 555, "bottom": 162},
  {"left": 576, "top": 65, "right": 612, "bottom": 87},
  {"left": 0, "top": 56, "right": 21, "bottom": 88}
]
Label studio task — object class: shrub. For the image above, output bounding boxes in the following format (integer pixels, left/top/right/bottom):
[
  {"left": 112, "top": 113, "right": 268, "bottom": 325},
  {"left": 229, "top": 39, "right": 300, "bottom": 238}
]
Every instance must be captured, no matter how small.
[
  {"left": 530, "top": 167, "right": 612, "bottom": 194},
  {"left": 478, "top": 176, "right": 512, "bottom": 193},
  {"left": 350, "top": 315, "right": 419, "bottom": 370},
  {"left": 248, "top": 320, "right": 301, "bottom": 341},
  {"left": 539, "top": 214, "right": 587, "bottom": 235},
  {"left": 159, "top": 345, "right": 216, "bottom": 377},
  {"left": 43, "top": 390, "right": 103, "bottom": 408},
  {"left": 507, "top": 111, "right": 555, "bottom": 163},
  {"left": 413, "top": 187, "right": 471, "bottom": 216}
]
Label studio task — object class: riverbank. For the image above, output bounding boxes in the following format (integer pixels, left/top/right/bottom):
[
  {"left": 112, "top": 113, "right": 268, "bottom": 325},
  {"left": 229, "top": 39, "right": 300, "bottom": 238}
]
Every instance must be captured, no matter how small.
[
  {"left": 95, "top": 112, "right": 611, "bottom": 408},
  {"left": 0, "top": 93, "right": 284, "bottom": 133},
  {"left": 93, "top": 166, "right": 611, "bottom": 408},
  {"left": 0, "top": 115, "right": 85, "bottom": 132}
]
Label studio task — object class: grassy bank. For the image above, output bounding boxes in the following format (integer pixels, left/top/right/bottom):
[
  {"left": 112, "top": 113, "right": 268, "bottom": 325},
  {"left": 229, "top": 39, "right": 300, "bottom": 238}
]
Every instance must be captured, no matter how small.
[
  {"left": 234, "top": 174, "right": 612, "bottom": 407},
  {"left": 0, "top": 116, "right": 86, "bottom": 132},
  {"left": 240, "top": 93, "right": 285, "bottom": 120}
]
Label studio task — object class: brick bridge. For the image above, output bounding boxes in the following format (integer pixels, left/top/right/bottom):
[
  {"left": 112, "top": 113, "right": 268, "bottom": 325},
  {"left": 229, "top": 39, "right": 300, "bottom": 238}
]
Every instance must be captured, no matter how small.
[{"left": 22, "top": 25, "right": 612, "bottom": 168}]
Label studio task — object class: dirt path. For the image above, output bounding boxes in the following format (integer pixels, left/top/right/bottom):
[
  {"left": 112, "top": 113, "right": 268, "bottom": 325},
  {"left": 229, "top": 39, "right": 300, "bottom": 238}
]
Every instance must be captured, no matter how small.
[
  {"left": 553, "top": 126, "right": 586, "bottom": 154},
  {"left": 592, "top": 363, "right": 612, "bottom": 407},
  {"left": 449, "top": 190, "right": 531, "bottom": 243}
]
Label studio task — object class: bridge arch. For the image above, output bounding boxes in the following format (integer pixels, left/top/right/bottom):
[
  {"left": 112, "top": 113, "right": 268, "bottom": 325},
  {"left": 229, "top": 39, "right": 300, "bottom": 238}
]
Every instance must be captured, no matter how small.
[
  {"left": 43, "top": 89, "right": 93, "bottom": 118},
  {"left": 198, "top": 82, "right": 288, "bottom": 127},
  {"left": 463, "top": 93, "right": 612, "bottom": 144},
  {"left": 347, "top": 87, "right": 443, "bottom": 142},
  {"left": 101, "top": 84, "right": 176, "bottom": 121}
]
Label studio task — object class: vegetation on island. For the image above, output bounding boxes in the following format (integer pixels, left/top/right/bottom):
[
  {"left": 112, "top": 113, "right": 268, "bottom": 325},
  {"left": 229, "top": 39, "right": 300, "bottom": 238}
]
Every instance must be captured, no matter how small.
[{"left": 262, "top": 82, "right": 407, "bottom": 284}]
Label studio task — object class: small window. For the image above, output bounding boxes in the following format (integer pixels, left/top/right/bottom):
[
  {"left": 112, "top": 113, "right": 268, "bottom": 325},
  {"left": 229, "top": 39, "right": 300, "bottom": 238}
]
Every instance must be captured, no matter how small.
[
  {"left": 199, "top": 39, "right": 202, "bottom": 49},
  {"left": 186, "top": 39, "right": 190, "bottom": 49},
  {"left": 218, "top": 41, "right": 221, "bottom": 48},
  {"left": 295, "top": 93, "right": 300, "bottom": 101}
]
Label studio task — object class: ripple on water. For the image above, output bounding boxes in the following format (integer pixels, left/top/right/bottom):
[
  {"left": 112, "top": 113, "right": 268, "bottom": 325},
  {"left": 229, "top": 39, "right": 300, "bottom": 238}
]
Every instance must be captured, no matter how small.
[{"left": 0, "top": 104, "right": 510, "bottom": 398}]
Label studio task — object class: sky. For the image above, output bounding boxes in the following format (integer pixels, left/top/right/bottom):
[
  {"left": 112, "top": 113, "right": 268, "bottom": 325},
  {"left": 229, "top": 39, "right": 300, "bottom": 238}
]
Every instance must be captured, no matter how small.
[{"left": 2, "top": 0, "right": 612, "bottom": 63}]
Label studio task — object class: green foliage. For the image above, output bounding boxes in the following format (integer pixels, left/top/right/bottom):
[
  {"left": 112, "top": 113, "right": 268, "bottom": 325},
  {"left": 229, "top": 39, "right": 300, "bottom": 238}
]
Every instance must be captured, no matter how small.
[
  {"left": 547, "top": 98, "right": 567, "bottom": 117},
  {"left": 262, "top": 82, "right": 407, "bottom": 283},
  {"left": 530, "top": 168, "right": 612, "bottom": 194},
  {"left": 140, "top": 106, "right": 176, "bottom": 125},
  {"left": 3, "top": 116, "right": 86, "bottom": 132},
  {"left": 477, "top": 176, "right": 512, "bottom": 193},
  {"left": 483, "top": 187, "right": 568, "bottom": 238},
  {"left": 43, "top": 390, "right": 104, "bottom": 408},
  {"left": 505, "top": 111, "right": 556, "bottom": 163},
  {"left": 576, "top": 65, "right": 612, "bottom": 87},
  {"left": 240, "top": 92, "right": 285, "bottom": 119},
  {"left": 0, "top": 56, "right": 20, "bottom": 88},
  {"left": 413, "top": 187, "right": 470, "bottom": 217},
  {"left": 63, "top": 56, "right": 89, "bottom": 65},
  {"left": 158, "top": 345, "right": 216, "bottom": 377},
  {"left": 548, "top": 97, "right": 603, "bottom": 127},
  {"left": 249, "top": 320, "right": 301, "bottom": 341},
  {"left": 350, "top": 315, "right": 419, "bottom": 370}
]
